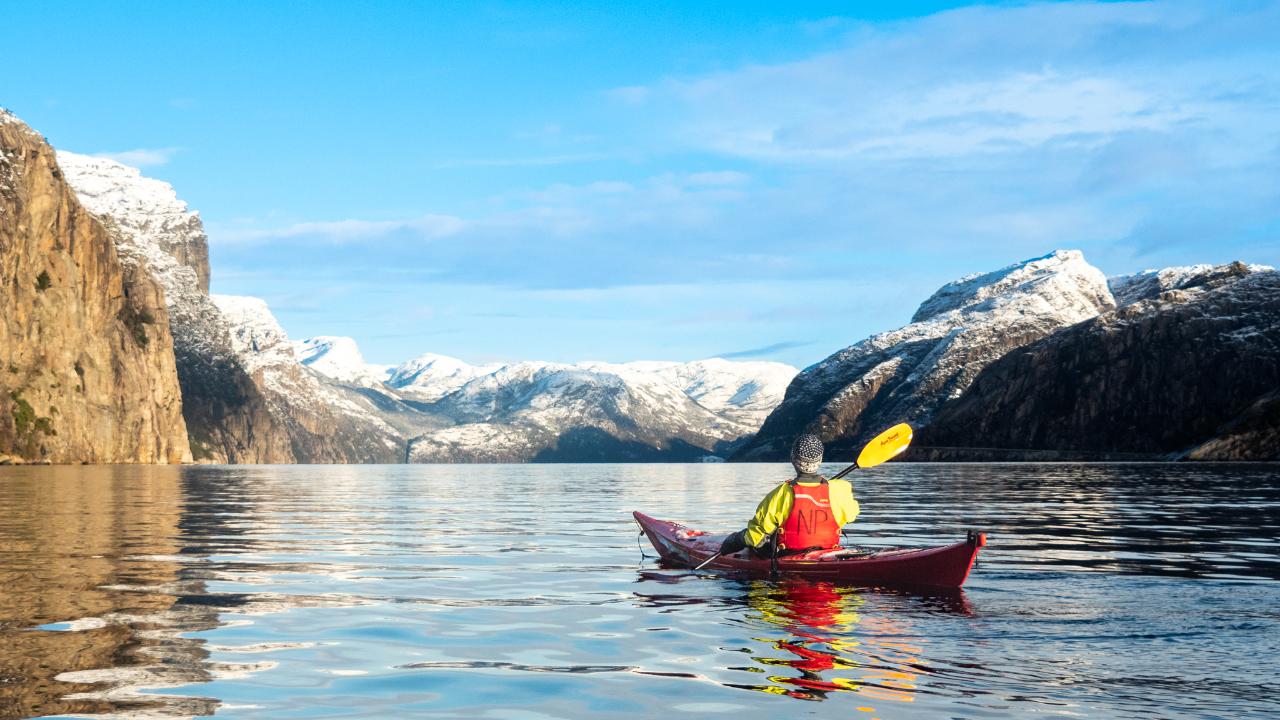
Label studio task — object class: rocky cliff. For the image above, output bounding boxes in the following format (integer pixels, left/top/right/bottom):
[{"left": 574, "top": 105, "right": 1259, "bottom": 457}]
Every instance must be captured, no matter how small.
[
  {"left": 733, "top": 250, "right": 1114, "bottom": 461},
  {"left": 56, "top": 151, "right": 293, "bottom": 463},
  {"left": 0, "top": 110, "right": 189, "bottom": 463},
  {"left": 920, "top": 264, "right": 1279, "bottom": 460}
]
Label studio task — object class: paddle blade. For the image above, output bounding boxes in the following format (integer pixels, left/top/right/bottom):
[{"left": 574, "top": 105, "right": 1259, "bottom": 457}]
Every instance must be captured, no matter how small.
[{"left": 856, "top": 423, "right": 913, "bottom": 468}]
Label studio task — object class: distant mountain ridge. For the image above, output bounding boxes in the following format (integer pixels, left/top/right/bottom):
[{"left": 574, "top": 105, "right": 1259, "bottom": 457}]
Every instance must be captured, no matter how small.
[
  {"left": 297, "top": 337, "right": 796, "bottom": 462},
  {"left": 736, "top": 251, "right": 1278, "bottom": 462}
]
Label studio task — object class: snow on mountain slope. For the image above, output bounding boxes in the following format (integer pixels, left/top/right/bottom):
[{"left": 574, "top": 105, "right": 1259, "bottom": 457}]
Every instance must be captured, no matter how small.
[
  {"left": 398, "top": 356, "right": 797, "bottom": 462},
  {"left": 55, "top": 151, "right": 210, "bottom": 290},
  {"left": 924, "top": 264, "right": 1280, "bottom": 460},
  {"left": 279, "top": 338, "right": 797, "bottom": 462},
  {"left": 47, "top": 148, "right": 793, "bottom": 463},
  {"left": 655, "top": 358, "right": 796, "bottom": 426},
  {"left": 387, "top": 353, "right": 502, "bottom": 401},
  {"left": 37, "top": 144, "right": 801, "bottom": 464},
  {"left": 734, "top": 249, "right": 1115, "bottom": 461},
  {"left": 1109, "top": 263, "right": 1275, "bottom": 307},
  {"left": 295, "top": 336, "right": 391, "bottom": 388},
  {"left": 214, "top": 296, "right": 404, "bottom": 462},
  {"left": 214, "top": 296, "right": 305, "bottom": 394}
]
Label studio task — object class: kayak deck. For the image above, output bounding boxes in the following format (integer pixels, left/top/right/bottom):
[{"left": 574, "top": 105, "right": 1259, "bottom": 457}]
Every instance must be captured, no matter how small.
[{"left": 634, "top": 511, "right": 985, "bottom": 588}]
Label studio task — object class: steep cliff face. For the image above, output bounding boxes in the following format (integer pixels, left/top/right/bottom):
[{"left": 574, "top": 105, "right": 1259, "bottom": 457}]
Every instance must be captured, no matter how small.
[
  {"left": 56, "top": 152, "right": 291, "bottom": 463},
  {"left": 0, "top": 110, "right": 189, "bottom": 463},
  {"left": 921, "top": 265, "right": 1280, "bottom": 460},
  {"left": 733, "top": 250, "right": 1114, "bottom": 461}
]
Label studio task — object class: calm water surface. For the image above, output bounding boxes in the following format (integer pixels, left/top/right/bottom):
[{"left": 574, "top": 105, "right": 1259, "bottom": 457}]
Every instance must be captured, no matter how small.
[{"left": 1, "top": 463, "right": 1278, "bottom": 719}]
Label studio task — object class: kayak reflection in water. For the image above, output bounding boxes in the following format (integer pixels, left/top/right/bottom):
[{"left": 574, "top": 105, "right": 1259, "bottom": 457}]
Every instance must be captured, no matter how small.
[
  {"left": 731, "top": 579, "right": 925, "bottom": 705},
  {"left": 717, "top": 435, "right": 860, "bottom": 559}
]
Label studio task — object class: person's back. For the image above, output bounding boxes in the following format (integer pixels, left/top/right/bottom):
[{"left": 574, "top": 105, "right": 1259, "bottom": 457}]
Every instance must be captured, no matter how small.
[{"left": 719, "top": 434, "right": 860, "bottom": 558}]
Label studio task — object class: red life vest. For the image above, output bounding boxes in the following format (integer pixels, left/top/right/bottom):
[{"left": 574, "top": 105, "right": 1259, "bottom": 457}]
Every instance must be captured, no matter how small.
[{"left": 778, "top": 479, "right": 841, "bottom": 550}]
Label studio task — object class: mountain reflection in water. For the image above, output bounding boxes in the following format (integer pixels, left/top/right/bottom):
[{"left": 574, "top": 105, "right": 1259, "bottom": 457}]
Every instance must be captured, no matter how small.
[{"left": 0, "top": 462, "right": 1278, "bottom": 719}]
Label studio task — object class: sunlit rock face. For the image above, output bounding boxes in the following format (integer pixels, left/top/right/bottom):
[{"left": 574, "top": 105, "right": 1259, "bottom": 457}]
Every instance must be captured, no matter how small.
[
  {"left": 734, "top": 250, "right": 1115, "bottom": 461},
  {"left": 922, "top": 264, "right": 1280, "bottom": 460},
  {"left": 56, "top": 150, "right": 293, "bottom": 463},
  {"left": 0, "top": 110, "right": 189, "bottom": 463}
]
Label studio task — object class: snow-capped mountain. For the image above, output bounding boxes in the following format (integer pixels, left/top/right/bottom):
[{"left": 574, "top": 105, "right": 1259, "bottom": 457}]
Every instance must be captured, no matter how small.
[
  {"left": 924, "top": 262, "right": 1279, "bottom": 460},
  {"left": 299, "top": 340, "right": 798, "bottom": 463},
  {"left": 58, "top": 150, "right": 403, "bottom": 463},
  {"left": 404, "top": 358, "right": 794, "bottom": 463},
  {"left": 295, "top": 336, "right": 391, "bottom": 388},
  {"left": 1, "top": 111, "right": 190, "bottom": 463},
  {"left": 650, "top": 358, "right": 796, "bottom": 427},
  {"left": 386, "top": 353, "right": 502, "bottom": 401},
  {"left": 53, "top": 152, "right": 210, "bottom": 290},
  {"left": 735, "top": 250, "right": 1115, "bottom": 461}
]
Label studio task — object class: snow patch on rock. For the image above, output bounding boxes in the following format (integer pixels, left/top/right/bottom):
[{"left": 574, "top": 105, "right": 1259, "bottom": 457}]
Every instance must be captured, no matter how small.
[
  {"left": 1109, "top": 262, "right": 1275, "bottom": 307},
  {"left": 55, "top": 151, "right": 210, "bottom": 291}
]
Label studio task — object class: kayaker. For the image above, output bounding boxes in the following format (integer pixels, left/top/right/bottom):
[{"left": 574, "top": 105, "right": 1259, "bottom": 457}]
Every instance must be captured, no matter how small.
[{"left": 718, "top": 434, "right": 860, "bottom": 558}]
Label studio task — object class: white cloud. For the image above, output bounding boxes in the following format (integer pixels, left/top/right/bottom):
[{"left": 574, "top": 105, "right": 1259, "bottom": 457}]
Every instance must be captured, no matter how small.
[
  {"left": 622, "top": 2, "right": 1277, "bottom": 163},
  {"left": 214, "top": 1, "right": 1280, "bottom": 299},
  {"left": 433, "top": 152, "right": 616, "bottom": 168},
  {"left": 686, "top": 171, "right": 750, "bottom": 186},
  {"left": 214, "top": 214, "right": 466, "bottom": 244},
  {"left": 607, "top": 85, "right": 650, "bottom": 105},
  {"left": 93, "top": 147, "right": 180, "bottom": 166}
]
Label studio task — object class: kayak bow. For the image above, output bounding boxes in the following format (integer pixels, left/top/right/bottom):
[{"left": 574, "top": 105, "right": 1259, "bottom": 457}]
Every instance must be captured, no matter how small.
[{"left": 634, "top": 511, "right": 985, "bottom": 588}]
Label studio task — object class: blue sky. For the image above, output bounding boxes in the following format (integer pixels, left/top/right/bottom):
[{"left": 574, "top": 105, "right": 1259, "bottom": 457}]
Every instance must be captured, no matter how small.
[{"left": 6, "top": 1, "right": 1279, "bottom": 368}]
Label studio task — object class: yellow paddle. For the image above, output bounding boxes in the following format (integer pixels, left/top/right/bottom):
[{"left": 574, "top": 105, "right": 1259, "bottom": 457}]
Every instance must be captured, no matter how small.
[
  {"left": 694, "top": 423, "right": 913, "bottom": 570},
  {"left": 836, "top": 422, "right": 914, "bottom": 479}
]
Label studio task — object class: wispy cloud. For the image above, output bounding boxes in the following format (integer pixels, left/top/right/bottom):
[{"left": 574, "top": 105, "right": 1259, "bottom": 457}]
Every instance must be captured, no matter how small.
[
  {"left": 720, "top": 341, "right": 814, "bottom": 359},
  {"left": 208, "top": 1, "right": 1280, "bottom": 367},
  {"left": 93, "top": 147, "right": 180, "bottom": 166},
  {"left": 215, "top": 214, "right": 466, "bottom": 244},
  {"left": 606, "top": 85, "right": 650, "bottom": 105},
  {"left": 623, "top": 2, "right": 1279, "bottom": 163},
  {"left": 433, "top": 152, "right": 617, "bottom": 168}
]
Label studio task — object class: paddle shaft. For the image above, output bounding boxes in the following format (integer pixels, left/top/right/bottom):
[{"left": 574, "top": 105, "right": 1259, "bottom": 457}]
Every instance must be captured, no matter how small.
[
  {"left": 694, "top": 552, "right": 721, "bottom": 570},
  {"left": 830, "top": 460, "right": 859, "bottom": 481}
]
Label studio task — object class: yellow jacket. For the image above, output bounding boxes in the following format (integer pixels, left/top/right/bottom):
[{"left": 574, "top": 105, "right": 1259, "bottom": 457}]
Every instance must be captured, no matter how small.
[{"left": 744, "top": 477, "right": 859, "bottom": 548}]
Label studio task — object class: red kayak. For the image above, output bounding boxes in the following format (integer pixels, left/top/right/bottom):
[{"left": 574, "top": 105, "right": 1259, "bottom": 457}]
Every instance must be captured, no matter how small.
[{"left": 634, "top": 511, "right": 986, "bottom": 588}]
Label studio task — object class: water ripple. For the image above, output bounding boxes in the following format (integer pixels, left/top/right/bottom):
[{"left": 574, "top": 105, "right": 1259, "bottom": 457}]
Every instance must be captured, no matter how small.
[{"left": 1, "top": 463, "right": 1278, "bottom": 718}]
